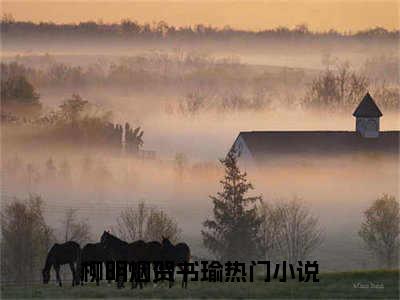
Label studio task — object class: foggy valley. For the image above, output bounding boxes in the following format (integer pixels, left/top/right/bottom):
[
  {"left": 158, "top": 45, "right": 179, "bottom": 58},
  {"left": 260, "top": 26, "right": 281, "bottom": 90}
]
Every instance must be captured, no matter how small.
[{"left": 1, "top": 19, "right": 399, "bottom": 284}]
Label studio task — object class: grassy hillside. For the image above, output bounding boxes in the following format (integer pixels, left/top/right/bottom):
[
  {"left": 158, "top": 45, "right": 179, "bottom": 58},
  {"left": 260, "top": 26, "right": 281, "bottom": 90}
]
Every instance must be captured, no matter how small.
[{"left": 1, "top": 269, "right": 399, "bottom": 299}]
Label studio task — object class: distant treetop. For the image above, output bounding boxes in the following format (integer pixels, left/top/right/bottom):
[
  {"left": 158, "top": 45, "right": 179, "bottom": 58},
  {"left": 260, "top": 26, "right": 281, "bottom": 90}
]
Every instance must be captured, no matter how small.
[{"left": 1, "top": 17, "right": 398, "bottom": 40}]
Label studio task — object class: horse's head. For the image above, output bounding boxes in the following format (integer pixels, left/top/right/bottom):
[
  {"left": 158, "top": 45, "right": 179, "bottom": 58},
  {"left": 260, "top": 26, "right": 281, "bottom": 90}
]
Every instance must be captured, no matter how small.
[
  {"left": 100, "top": 231, "right": 108, "bottom": 244},
  {"left": 161, "top": 236, "right": 173, "bottom": 248},
  {"left": 42, "top": 268, "right": 50, "bottom": 284}
]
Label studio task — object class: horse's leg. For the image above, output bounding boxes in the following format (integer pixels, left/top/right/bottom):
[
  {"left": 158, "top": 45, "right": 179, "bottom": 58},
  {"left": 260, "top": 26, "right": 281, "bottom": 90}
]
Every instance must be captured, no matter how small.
[
  {"left": 80, "top": 262, "right": 84, "bottom": 286},
  {"left": 80, "top": 263, "right": 84, "bottom": 286},
  {"left": 55, "top": 265, "right": 62, "bottom": 287},
  {"left": 131, "top": 274, "right": 137, "bottom": 289},
  {"left": 75, "top": 262, "right": 81, "bottom": 286},
  {"left": 96, "top": 265, "right": 100, "bottom": 287},
  {"left": 69, "top": 263, "right": 76, "bottom": 287},
  {"left": 169, "top": 265, "right": 175, "bottom": 288},
  {"left": 179, "top": 265, "right": 187, "bottom": 289},
  {"left": 76, "top": 261, "right": 82, "bottom": 286},
  {"left": 120, "top": 275, "right": 125, "bottom": 289}
]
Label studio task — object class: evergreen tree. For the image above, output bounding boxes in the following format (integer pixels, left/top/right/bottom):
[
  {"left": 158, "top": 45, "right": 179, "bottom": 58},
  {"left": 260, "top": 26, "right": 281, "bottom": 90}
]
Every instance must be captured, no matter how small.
[{"left": 202, "top": 149, "right": 263, "bottom": 261}]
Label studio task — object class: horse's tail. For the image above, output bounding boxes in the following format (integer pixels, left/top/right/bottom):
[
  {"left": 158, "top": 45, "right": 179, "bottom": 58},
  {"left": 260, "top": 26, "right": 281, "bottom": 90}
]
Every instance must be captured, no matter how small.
[
  {"left": 187, "top": 246, "right": 191, "bottom": 263},
  {"left": 76, "top": 245, "right": 82, "bottom": 285}
]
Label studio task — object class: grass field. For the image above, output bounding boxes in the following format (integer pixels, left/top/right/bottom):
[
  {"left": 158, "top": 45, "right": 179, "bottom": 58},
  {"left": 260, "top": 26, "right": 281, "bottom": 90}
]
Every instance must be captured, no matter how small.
[{"left": 1, "top": 270, "right": 399, "bottom": 299}]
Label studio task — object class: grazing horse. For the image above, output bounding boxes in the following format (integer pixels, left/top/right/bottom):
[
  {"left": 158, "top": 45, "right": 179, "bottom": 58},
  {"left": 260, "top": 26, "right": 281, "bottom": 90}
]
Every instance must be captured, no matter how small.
[
  {"left": 42, "top": 241, "right": 81, "bottom": 287},
  {"left": 100, "top": 231, "right": 149, "bottom": 289},
  {"left": 140, "top": 241, "right": 162, "bottom": 287},
  {"left": 100, "top": 231, "right": 130, "bottom": 260},
  {"left": 146, "top": 240, "right": 163, "bottom": 268},
  {"left": 128, "top": 240, "right": 148, "bottom": 289},
  {"left": 80, "top": 242, "right": 110, "bottom": 286},
  {"left": 161, "top": 237, "right": 191, "bottom": 288},
  {"left": 100, "top": 231, "right": 130, "bottom": 288}
]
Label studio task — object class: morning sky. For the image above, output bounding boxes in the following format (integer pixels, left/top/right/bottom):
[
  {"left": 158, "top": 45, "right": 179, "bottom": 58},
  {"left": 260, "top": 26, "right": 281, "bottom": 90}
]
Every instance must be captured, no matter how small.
[{"left": 2, "top": 0, "right": 399, "bottom": 31}]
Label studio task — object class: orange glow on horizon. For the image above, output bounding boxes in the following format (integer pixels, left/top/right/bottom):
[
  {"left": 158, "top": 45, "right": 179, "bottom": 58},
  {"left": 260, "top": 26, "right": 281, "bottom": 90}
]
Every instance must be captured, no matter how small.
[{"left": 1, "top": 1, "right": 399, "bottom": 32}]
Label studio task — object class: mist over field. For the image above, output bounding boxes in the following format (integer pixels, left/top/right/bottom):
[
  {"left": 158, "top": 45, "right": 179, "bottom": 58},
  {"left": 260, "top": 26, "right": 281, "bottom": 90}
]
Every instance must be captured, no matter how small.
[{"left": 1, "top": 20, "right": 399, "bottom": 275}]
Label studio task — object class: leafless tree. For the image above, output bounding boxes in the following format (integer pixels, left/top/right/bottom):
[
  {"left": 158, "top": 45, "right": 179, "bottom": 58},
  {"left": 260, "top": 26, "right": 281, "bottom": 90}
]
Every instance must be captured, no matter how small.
[
  {"left": 116, "top": 201, "right": 149, "bottom": 241},
  {"left": 305, "top": 62, "right": 369, "bottom": 110},
  {"left": 261, "top": 197, "right": 323, "bottom": 264},
  {"left": 145, "top": 208, "right": 181, "bottom": 243},
  {"left": 359, "top": 194, "right": 399, "bottom": 269},
  {"left": 259, "top": 202, "right": 282, "bottom": 260},
  {"left": 61, "top": 208, "right": 91, "bottom": 245},
  {"left": 116, "top": 201, "right": 181, "bottom": 243}
]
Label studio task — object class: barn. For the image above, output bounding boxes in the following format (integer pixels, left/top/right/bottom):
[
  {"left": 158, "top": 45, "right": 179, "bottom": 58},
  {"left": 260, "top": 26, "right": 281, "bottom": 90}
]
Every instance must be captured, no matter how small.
[{"left": 230, "top": 93, "right": 399, "bottom": 168}]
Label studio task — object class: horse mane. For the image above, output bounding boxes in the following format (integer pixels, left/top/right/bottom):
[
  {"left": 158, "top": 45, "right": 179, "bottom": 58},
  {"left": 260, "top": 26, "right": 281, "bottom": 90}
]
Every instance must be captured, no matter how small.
[
  {"left": 43, "top": 250, "right": 54, "bottom": 271},
  {"left": 147, "top": 240, "right": 162, "bottom": 247},
  {"left": 130, "top": 240, "right": 146, "bottom": 246},
  {"left": 162, "top": 237, "right": 174, "bottom": 248},
  {"left": 102, "top": 231, "right": 128, "bottom": 245}
]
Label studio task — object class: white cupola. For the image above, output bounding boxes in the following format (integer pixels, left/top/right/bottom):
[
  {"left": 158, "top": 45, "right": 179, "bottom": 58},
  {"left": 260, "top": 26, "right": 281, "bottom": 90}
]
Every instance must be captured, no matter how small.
[{"left": 353, "top": 92, "right": 383, "bottom": 138}]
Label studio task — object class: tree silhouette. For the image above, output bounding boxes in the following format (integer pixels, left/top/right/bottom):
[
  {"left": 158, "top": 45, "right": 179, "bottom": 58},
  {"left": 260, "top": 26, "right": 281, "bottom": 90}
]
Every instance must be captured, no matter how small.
[
  {"left": 125, "top": 122, "right": 144, "bottom": 154},
  {"left": 1, "top": 75, "right": 41, "bottom": 116},
  {"left": 359, "top": 194, "right": 399, "bottom": 268},
  {"left": 202, "top": 149, "right": 263, "bottom": 261},
  {"left": 1, "top": 195, "right": 54, "bottom": 283},
  {"left": 59, "top": 93, "right": 88, "bottom": 122}
]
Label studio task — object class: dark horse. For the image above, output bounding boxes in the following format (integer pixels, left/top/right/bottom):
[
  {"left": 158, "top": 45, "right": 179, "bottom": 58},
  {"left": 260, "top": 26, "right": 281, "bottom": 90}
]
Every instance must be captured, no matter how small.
[
  {"left": 100, "top": 231, "right": 129, "bottom": 288},
  {"left": 80, "top": 242, "right": 111, "bottom": 286},
  {"left": 161, "top": 237, "right": 191, "bottom": 288},
  {"left": 100, "top": 231, "right": 148, "bottom": 289},
  {"left": 42, "top": 241, "right": 81, "bottom": 287},
  {"left": 146, "top": 240, "right": 163, "bottom": 265}
]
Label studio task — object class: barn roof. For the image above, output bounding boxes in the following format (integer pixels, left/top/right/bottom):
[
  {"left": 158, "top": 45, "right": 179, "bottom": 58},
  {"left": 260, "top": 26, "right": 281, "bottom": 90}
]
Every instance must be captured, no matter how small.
[
  {"left": 235, "top": 131, "right": 399, "bottom": 162},
  {"left": 353, "top": 93, "right": 383, "bottom": 117}
]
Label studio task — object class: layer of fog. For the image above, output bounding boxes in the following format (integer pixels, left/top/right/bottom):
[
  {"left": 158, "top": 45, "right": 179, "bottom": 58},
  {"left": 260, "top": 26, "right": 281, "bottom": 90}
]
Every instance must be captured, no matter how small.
[
  {"left": 3, "top": 144, "right": 398, "bottom": 271},
  {"left": 2, "top": 37, "right": 399, "bottom": 272},
  {"left": 2, "top": 33, "right": 398, "bottom": 70}
]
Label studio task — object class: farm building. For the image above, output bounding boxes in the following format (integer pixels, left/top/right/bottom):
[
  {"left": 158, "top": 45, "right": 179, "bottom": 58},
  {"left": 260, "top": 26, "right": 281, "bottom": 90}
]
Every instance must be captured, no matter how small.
[{"left": 230, "top": 93, "right": 399, "bottom": 167}]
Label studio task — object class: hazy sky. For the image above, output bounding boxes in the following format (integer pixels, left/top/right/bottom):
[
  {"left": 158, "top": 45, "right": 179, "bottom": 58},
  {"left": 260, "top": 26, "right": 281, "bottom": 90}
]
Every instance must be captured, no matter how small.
[{"left": 2, "top": 1, "right": 399, "bottom": 31}]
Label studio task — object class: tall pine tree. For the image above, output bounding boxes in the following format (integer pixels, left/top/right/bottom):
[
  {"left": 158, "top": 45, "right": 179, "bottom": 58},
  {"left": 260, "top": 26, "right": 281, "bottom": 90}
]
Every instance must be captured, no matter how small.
[{"left": 202, "top": 149, "right": 263, "bottom": 261}]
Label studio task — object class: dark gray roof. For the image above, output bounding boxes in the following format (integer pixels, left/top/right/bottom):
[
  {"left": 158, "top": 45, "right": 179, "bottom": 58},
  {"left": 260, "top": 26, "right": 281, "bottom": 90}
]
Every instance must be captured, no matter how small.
[
  {"left": 235, "top": 131, "right": 399, "bottom": 161},
  {"left": 353, "top": 93, "right": 383, "bottom": 117}
]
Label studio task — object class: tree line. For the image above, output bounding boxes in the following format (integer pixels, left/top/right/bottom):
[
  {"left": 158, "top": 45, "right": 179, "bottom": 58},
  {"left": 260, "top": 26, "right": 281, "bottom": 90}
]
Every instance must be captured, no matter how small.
[
  {"left": 2, "top": 55, "right": 399, "bottom": 115},
  {"left": 2, "top": 15, "right": 399, "bottom": 41}
]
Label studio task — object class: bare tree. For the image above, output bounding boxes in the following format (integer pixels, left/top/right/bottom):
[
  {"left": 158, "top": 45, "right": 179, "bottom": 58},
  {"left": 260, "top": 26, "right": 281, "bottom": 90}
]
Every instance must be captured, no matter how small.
[
  {"left": 116, "top": 201, "right": 149, "bottom": 241},
  {"left": 145, "top": 208, "right": 181, "bottom": 243},
  {"left": 61, "top": 208, "right": 91, "bottom": 245},
  {"left": 116, "top": 201, "right": 181, "bottom": 243},
  {"left": 261, "top": 197, "right": 323, "bottom": 264},
  {"left": 305, "top": 62, "right": 368, "bottom": 110},
  {"left": 359, "top": 194, "right": 399, "bottom": 269},
  {"left": 259, "top": 202, "right": 282, "bottom": 260}
]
